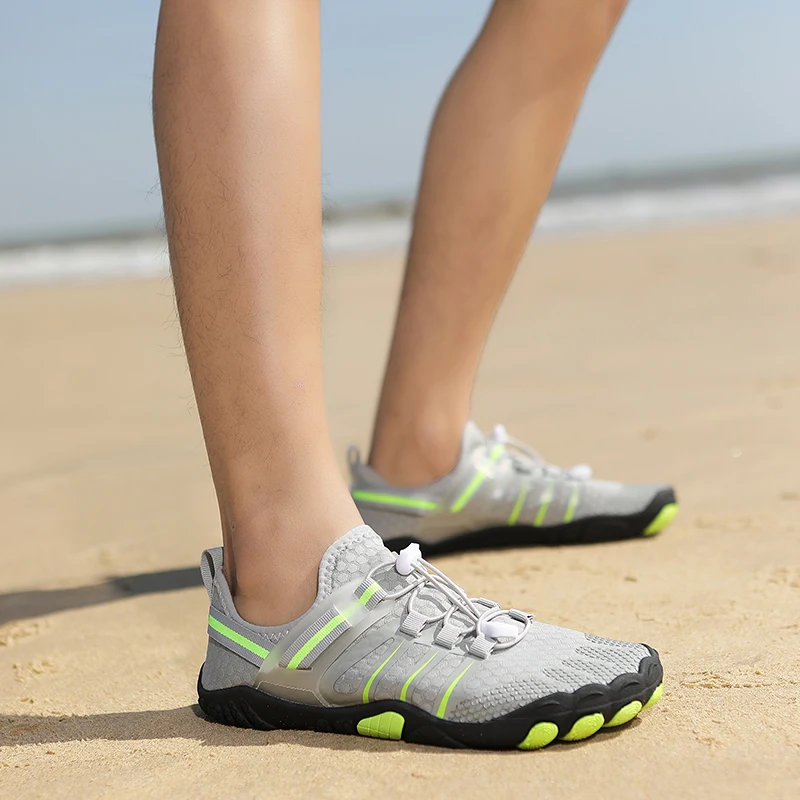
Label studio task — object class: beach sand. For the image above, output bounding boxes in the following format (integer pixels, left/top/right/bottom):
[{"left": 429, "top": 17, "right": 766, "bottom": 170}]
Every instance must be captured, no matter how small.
[{"left": 1, "top": 216, "right": 799, "bottom": 798}]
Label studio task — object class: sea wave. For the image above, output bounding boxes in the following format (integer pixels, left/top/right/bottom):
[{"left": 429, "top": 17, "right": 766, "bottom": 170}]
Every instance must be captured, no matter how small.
[{"left": 2, "top": 174, "right": 800, "bottom": 288}]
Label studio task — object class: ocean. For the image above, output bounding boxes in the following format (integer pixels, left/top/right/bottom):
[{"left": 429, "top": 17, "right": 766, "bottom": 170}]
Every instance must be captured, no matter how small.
[{"left": 2, "top": 157, "right": 800, "bottom": 289}]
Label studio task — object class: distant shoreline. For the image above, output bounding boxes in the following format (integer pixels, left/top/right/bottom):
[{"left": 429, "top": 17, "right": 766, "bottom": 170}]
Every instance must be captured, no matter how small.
[
  {"left": 3, "top": 150, "right": 799, "bottom": 252},
  {"left": 3, "top": 152, "right": 800, "bottom": 288}
]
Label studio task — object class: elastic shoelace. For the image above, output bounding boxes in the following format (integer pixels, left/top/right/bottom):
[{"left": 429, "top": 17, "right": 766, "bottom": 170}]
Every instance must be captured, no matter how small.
[
  {"left": 490, "top": 423, "right": 593, "bottom": 481},
  {"left": 366, "top": 543, "right": 531, "bottom": 653}
]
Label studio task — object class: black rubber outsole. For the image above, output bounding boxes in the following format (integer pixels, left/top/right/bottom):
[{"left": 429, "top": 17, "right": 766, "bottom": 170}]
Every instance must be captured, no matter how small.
[
  {"left": 382, "top": 488, "right": 677, "bottom": 556},
  {"left": 197, "top": 648, "right": 662, "bottom": 750}
]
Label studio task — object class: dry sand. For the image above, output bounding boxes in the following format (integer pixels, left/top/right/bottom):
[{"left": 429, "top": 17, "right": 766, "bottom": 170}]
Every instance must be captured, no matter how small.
[{"left": 1, "top": 216, "right": 799, "bottom": 799}]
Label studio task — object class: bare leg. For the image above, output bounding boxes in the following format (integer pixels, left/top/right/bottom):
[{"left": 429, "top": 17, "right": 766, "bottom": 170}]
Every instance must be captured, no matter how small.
[
  {"left": 370, "top": 0, "right": 628, "bottom": 485},
  {"left": 153, "top": 0, "right": 360, "bottom": 625}
]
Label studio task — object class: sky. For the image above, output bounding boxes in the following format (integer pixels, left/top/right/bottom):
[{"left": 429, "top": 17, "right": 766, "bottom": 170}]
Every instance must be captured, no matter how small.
[{"left": 1, "top": 1, "right": 798, "bottom": 241}]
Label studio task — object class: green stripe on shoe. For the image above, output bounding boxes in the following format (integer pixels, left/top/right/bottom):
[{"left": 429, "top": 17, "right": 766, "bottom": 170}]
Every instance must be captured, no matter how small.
[
  {"left": 352, "top": 490, "right": 438, "bottom": 511},
  {"left": 508, "top": 481, "right": 529, "bottom": 526},
  {"left": 208, "top": 615, "right": 270, "bottom": 660},
  {"left": 362, "top": 643, "right": 403, "bottom": 703},
  {"left": 286, "top": 610, "right": 352, "bottom": 670},
  {"left": 436, "top": 663, "right": 473, "bottom": 719},
  {"left": 400, "top": 654, "right": 437, "bottom": 702},
  {"left": 450, "top": 444, "right": 505, "bottom": 513},
  {"left": 358, "top": 582, "right": 382, "bottom": 607},
  {"left": 534, "top": 482, "right": 554, "bottom": 526},
  {"left": 563, "top": 485, "right": 581, "bottom": 523},
  {"left": 285, "top": 591, "right": 381, "bottom": 670}
]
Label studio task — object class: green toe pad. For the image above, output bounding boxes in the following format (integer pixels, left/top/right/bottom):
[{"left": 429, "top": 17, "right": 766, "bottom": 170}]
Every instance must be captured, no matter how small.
[
  {"left": 560, "top": 713, "right": 605, "bottom": 742},
  {"left": 643, "top": 683, "right": 664, "bottom": 710},
  {"left": 603, "top": 700, "right": 643, "bottom": 728},
  {"left": 643, "top": 503, "right": 679, "bottom": 536},
  {"left": 518, "top": 721, "right": 559, "bottom": 750},
  {"left": 357, "top": 711, "right": 405, "bottom": 740}
]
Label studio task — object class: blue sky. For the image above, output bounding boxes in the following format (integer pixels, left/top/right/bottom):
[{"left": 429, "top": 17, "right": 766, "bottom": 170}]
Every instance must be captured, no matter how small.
[{"left": 1, "top": 1, "right": 798, "bottom": 240}]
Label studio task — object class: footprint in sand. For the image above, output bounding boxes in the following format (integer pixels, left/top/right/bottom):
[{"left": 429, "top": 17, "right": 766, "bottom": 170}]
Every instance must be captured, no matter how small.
[
  {"left": 13, "top": 658, "right": 57, "bottom": 684},
  {"left": 0, "top": 619, "right": 51, "bottom": 648}
]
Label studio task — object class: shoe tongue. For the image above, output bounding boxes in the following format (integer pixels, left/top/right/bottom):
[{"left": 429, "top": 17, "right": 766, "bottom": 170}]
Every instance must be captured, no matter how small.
[
  {"left": 317, "top": 525, "right": 394, "bottom": 599},
  {"left": 370, "top": 559, "right": 462, "bottom": 620},
  {"left": 415, "top": 584, "right": 462, "bottom": 620},
  {"left": 412, "top": 587, "right": 523, "bottom": 640},
  {"left": 327, "top": 527, "right": 526, "bottom": 640},
  {"left": 399, "top": 579, "right": 522, "bottom": 639}
]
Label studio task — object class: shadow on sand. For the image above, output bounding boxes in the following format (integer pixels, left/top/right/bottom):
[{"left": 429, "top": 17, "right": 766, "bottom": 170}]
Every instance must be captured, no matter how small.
[
  {"left": 0, "top": 567, "right": 203, "bottom": 626},
  {"left": 0, "top": 704, "right": 635, "bottom": 753}
]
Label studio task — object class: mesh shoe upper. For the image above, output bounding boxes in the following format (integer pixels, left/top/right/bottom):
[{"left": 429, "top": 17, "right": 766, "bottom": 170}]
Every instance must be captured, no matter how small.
[
  {"left": 350, "top": 422, "right": 670, "bottom": 545},
  {"left": 200, "top": 526, "right": 653, "bottom": 724}
]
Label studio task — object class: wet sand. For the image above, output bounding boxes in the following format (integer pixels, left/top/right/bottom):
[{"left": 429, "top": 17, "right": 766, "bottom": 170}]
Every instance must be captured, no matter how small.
[{"left": 1, "top": 216, "right": 799, "bottom": 798}]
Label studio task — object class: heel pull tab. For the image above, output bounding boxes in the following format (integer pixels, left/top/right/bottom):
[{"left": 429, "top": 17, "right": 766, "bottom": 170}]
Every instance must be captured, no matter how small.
[{"left": 200, "top": 547, "right": 224, "bottom": 600}]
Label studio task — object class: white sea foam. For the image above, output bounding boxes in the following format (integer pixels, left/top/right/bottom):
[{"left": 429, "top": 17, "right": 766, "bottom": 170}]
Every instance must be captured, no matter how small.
[
  {"left": 0, "top": 237, "right": 171, "bottom": 288},
  {"left": 2, "top": 174, "right": 800, "bottom": 288}
]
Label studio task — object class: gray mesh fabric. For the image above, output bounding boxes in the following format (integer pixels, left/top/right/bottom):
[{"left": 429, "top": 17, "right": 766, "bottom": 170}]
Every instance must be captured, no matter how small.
[
  {"left": 318, "top": 524, "right": 394, "bottom": 597},
  {"left": 412, "top": 653, "right": 466, "bottom": 708},
  {"left": 202, "top": 639, "right": 259, "bottom": 690},
  {"left": 350, "top": 506, "right": 424, "bottom": 543},
  {"left": 373, "top": 643, "right": 429, "bottom": 701},
  {"left": 333, "top": 637, "right": 396, "bottom": 696},
  {"left": 329, "top": 605, "right": 404, "bottom": 694},
  {"left": 448, "top": 623, "right": 649, "bottom": 723}
]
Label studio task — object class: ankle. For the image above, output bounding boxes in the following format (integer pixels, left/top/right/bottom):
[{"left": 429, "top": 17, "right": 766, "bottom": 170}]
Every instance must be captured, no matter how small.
[
  {"left": 368, "top": 409, "right": 467, "bottom": 486},
  {"left": 221, "top": 480, "right": 363, "bottom": 626}
]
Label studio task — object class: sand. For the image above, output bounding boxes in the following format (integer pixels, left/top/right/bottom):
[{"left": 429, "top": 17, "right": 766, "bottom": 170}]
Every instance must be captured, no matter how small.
[{"left": 1, "top": 216, "right": 799, "bottom": 799}]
